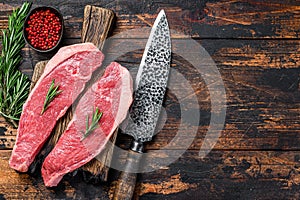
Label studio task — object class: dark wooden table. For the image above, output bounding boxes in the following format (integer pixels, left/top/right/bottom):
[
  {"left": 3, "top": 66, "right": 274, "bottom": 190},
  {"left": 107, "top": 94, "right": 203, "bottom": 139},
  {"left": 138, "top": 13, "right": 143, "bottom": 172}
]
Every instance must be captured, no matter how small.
[{"left": 0, "top": 0, "right": 299, "bottom": 199}]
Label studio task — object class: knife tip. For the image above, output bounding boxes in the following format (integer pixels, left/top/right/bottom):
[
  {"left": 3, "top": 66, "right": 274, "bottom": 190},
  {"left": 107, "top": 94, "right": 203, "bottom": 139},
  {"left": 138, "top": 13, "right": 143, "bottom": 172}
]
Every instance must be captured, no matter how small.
[{"left": 158, "top": 9, "right": 166, "bottom": 17}]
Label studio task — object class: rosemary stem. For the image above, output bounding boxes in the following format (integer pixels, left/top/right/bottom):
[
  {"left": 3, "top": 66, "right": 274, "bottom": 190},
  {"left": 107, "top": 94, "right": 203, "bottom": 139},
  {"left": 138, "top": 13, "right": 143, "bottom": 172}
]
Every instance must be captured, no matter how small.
[{"left": 0, "top": 2, "right": 32, "bottom": 127}]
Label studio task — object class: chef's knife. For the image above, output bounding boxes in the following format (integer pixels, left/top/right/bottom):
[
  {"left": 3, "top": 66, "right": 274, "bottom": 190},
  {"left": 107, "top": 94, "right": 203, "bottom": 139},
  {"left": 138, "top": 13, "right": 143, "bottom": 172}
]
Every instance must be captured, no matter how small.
[{"left": 113, "top": 10, "right": 171, "bottom": 200}]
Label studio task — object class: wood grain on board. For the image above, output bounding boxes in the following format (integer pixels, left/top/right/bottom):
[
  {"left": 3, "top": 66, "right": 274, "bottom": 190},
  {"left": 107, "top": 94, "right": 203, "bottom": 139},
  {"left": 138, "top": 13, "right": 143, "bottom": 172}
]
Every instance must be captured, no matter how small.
[{"left": 0, "top": 0, "right": 299, "bottom": 199}]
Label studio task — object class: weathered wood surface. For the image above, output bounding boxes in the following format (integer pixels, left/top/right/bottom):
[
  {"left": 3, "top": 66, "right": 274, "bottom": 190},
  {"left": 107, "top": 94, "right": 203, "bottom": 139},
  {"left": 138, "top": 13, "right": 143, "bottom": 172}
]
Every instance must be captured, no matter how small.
[
  {"left": 1, "top": 149, "right": 300, "bottom": 199},
  {"left": 0, "top": 0, "right": 299, "bottom": 199},
  {"left": 1, "top": 1, "right": 299, "bottom": 39},
  {"left": 82, "top": 5, "right": 115, "bottom": 49}
]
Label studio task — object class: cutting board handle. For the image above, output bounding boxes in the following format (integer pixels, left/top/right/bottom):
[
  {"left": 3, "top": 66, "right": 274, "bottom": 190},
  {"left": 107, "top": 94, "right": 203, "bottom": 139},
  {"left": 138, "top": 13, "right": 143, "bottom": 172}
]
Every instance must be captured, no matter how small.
[{"left": 82, "top": 5, "right": 115, "bottom": 49}]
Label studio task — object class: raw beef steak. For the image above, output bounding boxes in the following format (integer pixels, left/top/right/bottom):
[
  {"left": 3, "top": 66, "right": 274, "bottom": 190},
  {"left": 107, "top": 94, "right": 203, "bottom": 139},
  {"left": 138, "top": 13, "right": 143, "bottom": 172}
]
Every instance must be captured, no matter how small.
[
  {"left": 42, "top": 62, "right": 133, "bottom": 187},
  {"left": 9, "top": 43, "right": 104, "bottom": 172}
]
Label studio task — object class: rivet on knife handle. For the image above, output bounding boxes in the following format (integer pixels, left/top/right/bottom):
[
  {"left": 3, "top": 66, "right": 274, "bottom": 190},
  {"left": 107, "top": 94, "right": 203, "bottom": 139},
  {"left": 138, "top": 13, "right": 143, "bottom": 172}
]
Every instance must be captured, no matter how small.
[{"left": 113, "top": 141, "right": 143, "bottom": 200}]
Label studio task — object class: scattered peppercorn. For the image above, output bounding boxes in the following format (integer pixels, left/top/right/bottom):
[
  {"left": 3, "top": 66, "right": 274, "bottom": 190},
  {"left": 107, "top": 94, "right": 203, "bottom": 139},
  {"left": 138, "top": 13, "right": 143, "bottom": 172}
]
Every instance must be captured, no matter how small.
[{"left": 25, "top": 8, "right": 62, "bottom": 50}]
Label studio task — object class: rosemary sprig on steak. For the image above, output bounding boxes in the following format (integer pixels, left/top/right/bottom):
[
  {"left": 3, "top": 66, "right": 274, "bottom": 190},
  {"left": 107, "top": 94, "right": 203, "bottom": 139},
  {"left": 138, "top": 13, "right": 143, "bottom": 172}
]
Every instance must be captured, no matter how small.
[
  {"left": 82, "top": 107, "right": 103, "bottom": 140},
  {"left": 0, "top": 2, "right": 32, "bottom": 127},
  {"left": 41, "top": 79, "right": 62, "bottom": 114}
]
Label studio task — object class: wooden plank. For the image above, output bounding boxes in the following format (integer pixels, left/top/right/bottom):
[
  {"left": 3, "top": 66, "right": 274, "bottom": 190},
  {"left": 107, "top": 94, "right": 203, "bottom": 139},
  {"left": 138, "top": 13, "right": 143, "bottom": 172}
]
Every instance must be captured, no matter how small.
[
  {"left": 115, "top": 150, "right": 300, "bottom": 199},
  {"left": 1, "top": 149, "right": 300, "bottom": 199},
  {"left": 1, "top": 1, "right": 299, "bottom": 39},
  {"left": 19, "top": 39, "right": 300, "bottom": 78}
]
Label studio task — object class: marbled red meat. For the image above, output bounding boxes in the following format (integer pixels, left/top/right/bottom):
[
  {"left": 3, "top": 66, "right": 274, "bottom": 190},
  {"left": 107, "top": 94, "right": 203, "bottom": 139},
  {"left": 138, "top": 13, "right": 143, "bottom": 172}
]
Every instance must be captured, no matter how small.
[
  {"left": 42, "top": 62, "right": 133, "bottom": 187},
  {"left": 9, "top": 43, "right": 104, "bottom": 172}
]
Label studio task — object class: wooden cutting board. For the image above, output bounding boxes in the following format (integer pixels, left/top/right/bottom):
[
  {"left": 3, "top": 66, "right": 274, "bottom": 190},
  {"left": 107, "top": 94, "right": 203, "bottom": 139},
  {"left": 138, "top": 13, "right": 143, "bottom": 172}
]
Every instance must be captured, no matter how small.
[{"left": 21, "top": 5, "right": 115, "bottom": 182}]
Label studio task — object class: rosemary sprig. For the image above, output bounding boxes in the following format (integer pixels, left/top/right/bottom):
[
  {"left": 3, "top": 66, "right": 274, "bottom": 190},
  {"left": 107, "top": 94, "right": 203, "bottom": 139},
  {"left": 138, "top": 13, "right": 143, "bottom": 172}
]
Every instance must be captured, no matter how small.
[
  {"left": 81, "top": 108, "right": 103, "bottom": 140},
  {"left": 0, "top": 2, "right": 32, "bottom": 127},
  {"left": 41, "top": 79, "right": 62, "bottom": 114}
]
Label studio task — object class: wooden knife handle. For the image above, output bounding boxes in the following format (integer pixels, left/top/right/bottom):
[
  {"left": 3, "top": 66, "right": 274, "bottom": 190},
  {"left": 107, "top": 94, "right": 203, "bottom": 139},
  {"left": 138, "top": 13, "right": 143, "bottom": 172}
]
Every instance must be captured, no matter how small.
[{"left": 113, "top": 141, "right": 144, "bottom": 200}]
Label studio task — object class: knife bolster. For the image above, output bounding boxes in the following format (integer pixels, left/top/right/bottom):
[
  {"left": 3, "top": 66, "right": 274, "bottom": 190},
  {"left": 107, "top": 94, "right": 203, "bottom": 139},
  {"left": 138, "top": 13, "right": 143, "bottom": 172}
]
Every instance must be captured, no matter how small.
[{"left": 130, "top": 140, "right": 144, "bottom": 153}]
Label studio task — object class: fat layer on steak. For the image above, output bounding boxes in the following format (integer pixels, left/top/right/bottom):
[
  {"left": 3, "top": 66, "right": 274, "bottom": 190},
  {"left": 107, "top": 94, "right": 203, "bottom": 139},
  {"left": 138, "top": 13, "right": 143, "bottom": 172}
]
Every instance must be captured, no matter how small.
[
  {"left": 9, "top": 43, "right": 104, "bottom": 172},
  {"left": 42, "top": 62, "right": 133, "bottom": 187}
]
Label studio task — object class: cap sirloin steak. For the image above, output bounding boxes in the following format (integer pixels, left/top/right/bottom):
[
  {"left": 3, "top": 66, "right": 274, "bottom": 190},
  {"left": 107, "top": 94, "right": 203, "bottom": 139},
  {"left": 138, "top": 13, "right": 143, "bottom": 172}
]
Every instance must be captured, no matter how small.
[
  {"left": 42, "top": 62, "right": 133, "bottom": 187},
  {"left": 9, "top": 43, "right": 104, "bottom": 172}
]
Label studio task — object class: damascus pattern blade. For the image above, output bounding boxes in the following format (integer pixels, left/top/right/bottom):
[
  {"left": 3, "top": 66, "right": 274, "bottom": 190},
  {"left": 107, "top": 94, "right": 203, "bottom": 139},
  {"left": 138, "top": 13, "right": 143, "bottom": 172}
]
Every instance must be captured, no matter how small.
[{"left": 125, "top": 10, "right": 171, "bottom": 142}]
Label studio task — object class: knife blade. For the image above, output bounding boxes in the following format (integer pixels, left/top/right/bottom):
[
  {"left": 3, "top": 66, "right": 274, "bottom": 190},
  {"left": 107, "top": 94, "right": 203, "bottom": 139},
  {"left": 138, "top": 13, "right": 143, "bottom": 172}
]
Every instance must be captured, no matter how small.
[{"left": 113, "top": 9, "right": 171, "bottom": 200}]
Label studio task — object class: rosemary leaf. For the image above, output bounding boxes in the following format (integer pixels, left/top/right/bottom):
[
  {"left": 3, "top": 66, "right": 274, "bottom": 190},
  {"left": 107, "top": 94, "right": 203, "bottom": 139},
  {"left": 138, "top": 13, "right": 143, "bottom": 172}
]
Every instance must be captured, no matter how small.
[
  {"left": 41, "top": 79, "right": 62, "bottom": 115},
  {"left": 82, "top": 108, "right": 103, "bottom": 140}
]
